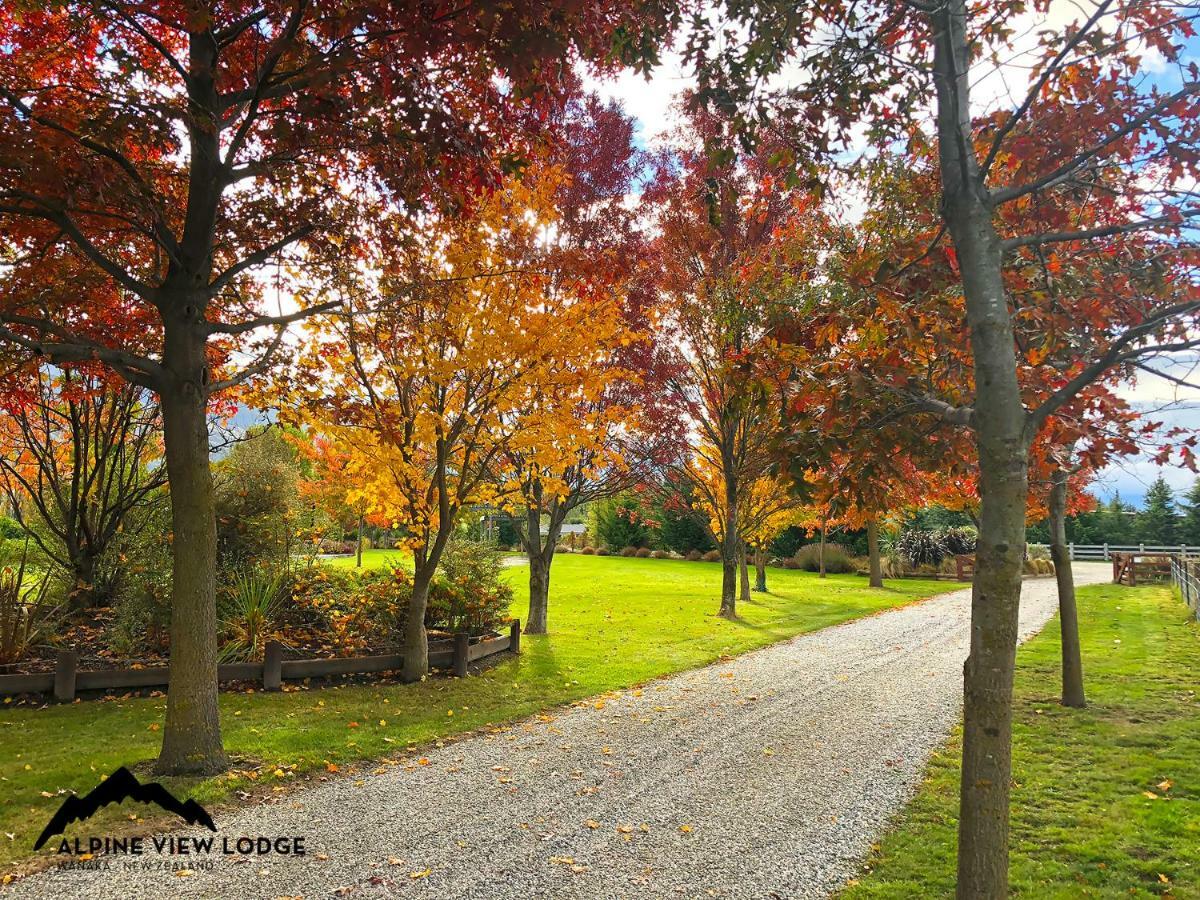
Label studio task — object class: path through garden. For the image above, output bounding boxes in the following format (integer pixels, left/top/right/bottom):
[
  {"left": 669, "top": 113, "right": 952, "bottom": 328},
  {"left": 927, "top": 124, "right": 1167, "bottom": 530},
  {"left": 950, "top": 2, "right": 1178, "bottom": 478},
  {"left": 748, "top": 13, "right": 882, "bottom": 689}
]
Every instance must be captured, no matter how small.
[{"left": 8, "top": 565, "right": 1110, "bottom": 899}]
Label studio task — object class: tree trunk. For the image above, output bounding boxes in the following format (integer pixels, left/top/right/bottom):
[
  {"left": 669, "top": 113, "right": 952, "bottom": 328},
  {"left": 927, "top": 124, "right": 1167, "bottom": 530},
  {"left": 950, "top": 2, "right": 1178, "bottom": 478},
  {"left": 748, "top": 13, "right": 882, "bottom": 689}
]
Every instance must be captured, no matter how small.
[
  {"left": 155, "top": 319, "right": 226, "bottom": 775},
  {"left": 739, "top": 543, "right": 751, "bottom": 603},
  {"left": 867, "top": 519, "right": 883, "bottom": 588},
  {"left": 754, "top": 546, "right": 767, "bottom": 592},
  {"left": 355, "top": 509, "right": 364, "bottom": 568},
  {"left": 1049, "top": 467, "right": 1085, "bottom": 707},
  {"left": 527, "top": 552, "right": 550, "bottom": 634},
  {"left": 402, "top": 562, "right": 434, "bottom": 682},
  {"left": 719, "top": 552, "right": 737, "bottom": 617},
  {"left": 819, "top": 521, "right": 827, "bottom": 578},
  {"left": 933, "top": 4, "right": 1030, "bottom": 895},
  {"left": 68, "top": 551, "right": 98, "bottom": 610}
]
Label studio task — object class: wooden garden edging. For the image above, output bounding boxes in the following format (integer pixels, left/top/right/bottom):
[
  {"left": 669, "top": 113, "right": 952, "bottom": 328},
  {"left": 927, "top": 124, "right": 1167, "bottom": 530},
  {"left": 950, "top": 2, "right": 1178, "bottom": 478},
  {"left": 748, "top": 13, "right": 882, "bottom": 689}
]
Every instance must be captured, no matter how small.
[{"left": 0, "top": 619, "right": 521, "bottom": 702}]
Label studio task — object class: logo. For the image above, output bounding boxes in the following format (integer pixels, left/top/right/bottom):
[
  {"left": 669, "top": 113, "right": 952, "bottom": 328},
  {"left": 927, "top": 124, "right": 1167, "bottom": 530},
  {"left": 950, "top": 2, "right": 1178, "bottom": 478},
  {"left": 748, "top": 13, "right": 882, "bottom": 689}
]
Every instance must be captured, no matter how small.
[{"left": 34, "top": 766, "right": 216, "bottom": 851}]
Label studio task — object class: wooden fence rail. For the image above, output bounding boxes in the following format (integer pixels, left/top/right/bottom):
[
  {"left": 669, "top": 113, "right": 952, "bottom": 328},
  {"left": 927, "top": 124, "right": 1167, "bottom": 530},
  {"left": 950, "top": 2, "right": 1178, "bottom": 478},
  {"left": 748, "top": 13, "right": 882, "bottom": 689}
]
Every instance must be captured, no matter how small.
[{"left": 0, "top": 620, "right": 521, "bottom": 701}]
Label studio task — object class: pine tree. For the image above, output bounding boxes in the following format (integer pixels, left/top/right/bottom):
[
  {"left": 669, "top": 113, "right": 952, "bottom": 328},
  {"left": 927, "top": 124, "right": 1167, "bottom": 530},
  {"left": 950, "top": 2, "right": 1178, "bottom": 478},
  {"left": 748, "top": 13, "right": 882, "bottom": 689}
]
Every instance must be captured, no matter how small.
[
  {"left": 1179, "top": 478, "right": 1200, "bottom": 545},
  {"left": 1137, "top": 476, "right": 1178, "bottom": 545}
]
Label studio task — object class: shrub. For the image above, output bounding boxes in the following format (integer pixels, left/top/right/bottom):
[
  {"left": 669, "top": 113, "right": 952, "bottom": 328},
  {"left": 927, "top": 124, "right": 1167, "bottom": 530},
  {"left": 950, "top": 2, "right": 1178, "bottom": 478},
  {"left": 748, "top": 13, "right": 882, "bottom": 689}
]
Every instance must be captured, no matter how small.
[
  {"left": 1026, "top": 543, "right": 1051, "bottom": 561},
  {"left": 0, "top": 516, "right": 24, "bottom": 540},
  {"left": 596, "top": 548, "right": 611, "bottom": 556},
  {"left": 214, "top": 426, "right": 306, "bottom": 574},
  {"left": 591, "top": 493, "right": 651, "bottom": 550},
  {"left": 0, "top": 542, "right": 58, "bottom": 665},
  {"left": 621, "top": 546, "right": 640, "bottom": 557},
  {"left": 219, "top": 569, "right": 285, "bottom": 661},
  {"left": 896, "top": 529, "right": 946, "bottom": 568},
  {"left": 781, "top": 556, "right": 801, "bottom": 569},
  {"left": 793, "top": 543, "right": 856, "bottom": 574},
  {"left": 289, "top": 565, "right": 403, "bottom": 653},
  {"left": 318, "top": 538, "right": 355, "bottom": 555},
  {"left": 880, "top": 548, "right": 907, "bottom": 579},
  {"left": 427, "top": 536, "right": 512, "bottom": 635},
  {"left": 635, "top": 547, "right": 653, "bottom": 558},
  {"left": 650, "top": 550, "right": 669, "bottom": 559},
  {"left": 685, "top": 549, "right": 703, "bottom": 561},
  {"left": 579, "top": 546, "right": 596, "bottom": 555},
  {"left": 939, "top": 526, "right": 977, "bottom": 556},
  {"left": 701, "top": 549, "right": 721, "bottom": 562},
  {"left": 360, "top": 536, "right": 373, "bottom": 552}
]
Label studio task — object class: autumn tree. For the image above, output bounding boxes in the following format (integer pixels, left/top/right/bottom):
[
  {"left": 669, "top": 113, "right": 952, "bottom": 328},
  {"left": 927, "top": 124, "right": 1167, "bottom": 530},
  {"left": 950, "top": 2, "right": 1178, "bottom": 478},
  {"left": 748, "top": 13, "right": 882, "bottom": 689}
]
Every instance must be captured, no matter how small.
[
  {"left": 0, "top": 1, "right": 663, "bottom": 773},
  {"left": 284, "top": 170, "right": 630, "bottom": 680},
  {"left": 650, "top": 109, "right": 830, "bottom": 617},
  {"left": 496, "top": 92, "right": 676, "bottom": 634},
  {"left": 0, "top": 364, "right": 165, "bottom": 606},
  {"left": 679, "top": 2, "right": 1200, "bottom": 891}
]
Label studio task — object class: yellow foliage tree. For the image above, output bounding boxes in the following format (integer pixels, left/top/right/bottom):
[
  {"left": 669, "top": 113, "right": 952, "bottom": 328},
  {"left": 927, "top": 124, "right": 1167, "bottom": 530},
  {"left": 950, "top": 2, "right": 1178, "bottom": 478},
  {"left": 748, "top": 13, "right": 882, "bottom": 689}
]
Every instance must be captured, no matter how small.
[{"left": 282, "top": 168, "right": 627, "bottom": 678}]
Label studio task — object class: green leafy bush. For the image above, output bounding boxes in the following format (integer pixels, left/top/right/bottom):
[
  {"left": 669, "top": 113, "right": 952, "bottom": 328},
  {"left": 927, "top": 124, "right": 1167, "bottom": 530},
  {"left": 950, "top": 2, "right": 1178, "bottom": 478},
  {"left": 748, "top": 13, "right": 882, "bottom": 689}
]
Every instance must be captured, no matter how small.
[
  {"left": 591, "top": 493, "right": 652, "bottom": 550},
  {"left": 427, "top": 537, "right": 512, "bottom": 635},
  {"left": 0, "top": 541, "right": 58, "bottom": 665},
  {"left": 0, "top": 516, "right": 25, "bottom": 540}
]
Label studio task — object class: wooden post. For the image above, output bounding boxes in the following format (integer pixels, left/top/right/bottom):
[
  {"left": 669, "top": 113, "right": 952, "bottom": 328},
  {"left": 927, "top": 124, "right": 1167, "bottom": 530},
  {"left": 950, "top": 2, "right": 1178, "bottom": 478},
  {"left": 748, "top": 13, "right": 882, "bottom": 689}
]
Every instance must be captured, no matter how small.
[
  {"left": 1103, "top": 542, "right": 1109, "bottom": 561},
  {"left": 510, "top": 618, "right": 521, "bottom": 655},
  {"left": 453, "top": 633, "right": 469, "bottom": 678},
  {"left": 54, "top": 650, "right": 78, "bottom": 702},
  {"left": 263, "top": 640, "right": 283, "bottom": 691}
]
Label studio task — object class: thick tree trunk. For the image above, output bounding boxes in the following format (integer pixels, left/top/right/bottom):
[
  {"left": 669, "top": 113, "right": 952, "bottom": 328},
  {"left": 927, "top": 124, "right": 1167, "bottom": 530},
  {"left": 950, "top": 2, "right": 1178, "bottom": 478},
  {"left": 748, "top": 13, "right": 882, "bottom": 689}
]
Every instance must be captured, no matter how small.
[
  {"left": 867, "top": 519, "right": 883, "bottom": 588},
  {"left": 355, "top": 510, "right": 364, "bottom": 567},
  {"left": 1049, "top": 468, "right": 1085, "bottom": 707},
  {"left": 155, "top": 320, "right": 226, "bottom": 775},
  {"left": 933, "top": 4, "right": 1030, "bottom": 895},
  {"left": 754, "top": 546, "right": 767, "bottom": 592},
  {"left": 402, "top": 563, "right": 434, "bottom": 682},
  {"left": 522, "top": 498, "right": 564, "bottom": 636},
  {"left": 718, "top": 477, "right": 739, "bottom": 618}
]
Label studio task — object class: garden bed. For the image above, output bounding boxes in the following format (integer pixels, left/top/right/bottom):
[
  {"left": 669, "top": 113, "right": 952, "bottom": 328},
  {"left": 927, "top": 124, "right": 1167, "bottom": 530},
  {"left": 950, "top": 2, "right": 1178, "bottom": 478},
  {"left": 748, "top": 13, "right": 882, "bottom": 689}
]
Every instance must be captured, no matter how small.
[{"left": 0, "top": 620, "right": 520, "bottom": 701}]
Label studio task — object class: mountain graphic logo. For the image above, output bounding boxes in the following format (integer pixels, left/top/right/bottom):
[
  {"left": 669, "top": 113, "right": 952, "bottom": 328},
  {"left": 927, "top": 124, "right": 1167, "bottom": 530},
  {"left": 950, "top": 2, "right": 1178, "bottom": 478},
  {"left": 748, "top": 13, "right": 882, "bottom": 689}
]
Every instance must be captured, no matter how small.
[{"left": 34, "top": 766, "right": 217, "bottom": 850}]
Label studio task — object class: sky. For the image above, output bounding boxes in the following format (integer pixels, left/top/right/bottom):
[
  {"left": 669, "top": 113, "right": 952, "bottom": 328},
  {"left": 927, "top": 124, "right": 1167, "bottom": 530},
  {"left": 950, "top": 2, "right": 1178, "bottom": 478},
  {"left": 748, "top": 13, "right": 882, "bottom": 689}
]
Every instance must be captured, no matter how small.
[{"left": 580, "top": 1, "right": 1200, "bottom": 508}]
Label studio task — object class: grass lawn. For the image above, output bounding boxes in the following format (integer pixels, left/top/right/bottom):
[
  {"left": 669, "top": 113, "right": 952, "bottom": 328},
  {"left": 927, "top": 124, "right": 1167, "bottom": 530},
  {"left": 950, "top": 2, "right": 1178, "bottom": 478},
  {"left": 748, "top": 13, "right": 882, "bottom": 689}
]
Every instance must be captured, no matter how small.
[
  {"left": 0, "top": 555, "right": 948, "bottom": 874},
  {"left": 843, "top": 583, "right": 1200, "bottom": 899},
  {"left": 323, "top": 547, "right": 412, "bottom": 570}
]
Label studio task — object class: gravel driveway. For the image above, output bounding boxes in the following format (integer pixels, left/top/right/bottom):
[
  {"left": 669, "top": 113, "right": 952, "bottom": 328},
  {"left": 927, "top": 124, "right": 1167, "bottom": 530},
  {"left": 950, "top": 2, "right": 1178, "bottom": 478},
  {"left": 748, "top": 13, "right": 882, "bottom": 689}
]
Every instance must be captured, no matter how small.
[{"left": 8, "top": 565, "right": 1109, "bottom": 900}]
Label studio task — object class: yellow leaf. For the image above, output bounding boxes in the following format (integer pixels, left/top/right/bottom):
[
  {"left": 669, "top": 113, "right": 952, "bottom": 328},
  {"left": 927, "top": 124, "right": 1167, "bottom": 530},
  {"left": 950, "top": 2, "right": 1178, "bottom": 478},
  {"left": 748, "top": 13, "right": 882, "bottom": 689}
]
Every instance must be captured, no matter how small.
[
  {"left": 679, "top": 824, "right": 693, "bottom": 833},
  {"left": 585, "top": 819, "right": 600, "bottom": 829},
  {"left": 409, "top": 868, "right": 431, "bottom": 879}
]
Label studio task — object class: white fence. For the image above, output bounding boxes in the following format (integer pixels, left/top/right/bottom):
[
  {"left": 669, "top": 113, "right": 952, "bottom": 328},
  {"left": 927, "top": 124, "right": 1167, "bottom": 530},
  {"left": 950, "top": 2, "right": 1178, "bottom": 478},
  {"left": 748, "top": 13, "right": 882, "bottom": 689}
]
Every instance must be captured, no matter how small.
[
  {"left": 1064, "top": 543, "right": 1200, "bottom": 561},
  {"left": 1170, "top": 557, "right": 1200, "bottom": 620}
]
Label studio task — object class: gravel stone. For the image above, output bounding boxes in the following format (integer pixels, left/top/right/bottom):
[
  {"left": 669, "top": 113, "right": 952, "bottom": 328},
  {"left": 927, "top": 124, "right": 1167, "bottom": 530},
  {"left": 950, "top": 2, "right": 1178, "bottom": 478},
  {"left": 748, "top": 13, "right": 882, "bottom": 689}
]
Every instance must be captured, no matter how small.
[{"left": 6, "top": 565, "right": 1109, "bottom": 900}]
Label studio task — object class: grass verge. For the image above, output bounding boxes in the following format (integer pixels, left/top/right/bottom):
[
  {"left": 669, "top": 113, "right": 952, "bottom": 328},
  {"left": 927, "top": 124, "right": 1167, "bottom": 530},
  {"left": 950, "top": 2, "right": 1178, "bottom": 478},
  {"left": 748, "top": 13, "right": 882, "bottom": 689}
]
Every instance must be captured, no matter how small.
[
  {"left": 843, "top": 583, "right": 1200, "bottom": 899},
  {"left": 0, "top": 554, "right": 949, "bottom": 875}
]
